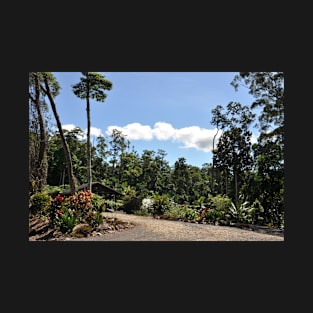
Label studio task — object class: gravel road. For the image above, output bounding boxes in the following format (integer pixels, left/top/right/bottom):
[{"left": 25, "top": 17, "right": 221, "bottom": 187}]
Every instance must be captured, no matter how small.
[{"left": 68, "top": 211, "right": 284, "bottom": 241}]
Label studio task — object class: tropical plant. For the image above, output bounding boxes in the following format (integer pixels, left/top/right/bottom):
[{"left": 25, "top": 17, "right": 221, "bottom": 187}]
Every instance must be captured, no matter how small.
[
  {"left": 152, "top": 194, "right": 170, "bottom": 215},
  {"left": 53, "top": 206, "right": 78, "bottom": 234},
  {"left": 225, "top": 196, "right": 255, "bottom": 224}
]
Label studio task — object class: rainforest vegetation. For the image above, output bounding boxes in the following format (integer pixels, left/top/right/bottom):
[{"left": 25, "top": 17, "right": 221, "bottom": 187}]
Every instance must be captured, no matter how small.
[{"left": 29, "top": 72, "right": 284, "bottom": 237}]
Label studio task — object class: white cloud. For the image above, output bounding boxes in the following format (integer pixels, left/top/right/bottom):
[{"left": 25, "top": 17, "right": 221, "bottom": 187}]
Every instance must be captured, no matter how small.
[
  {"left": 64, "top": 121, "right": 257, "bottom": 153},
  {"left": 152, "top": 122, "right": 176, "bottom": 140},
  {"left": 174, "top": 126, "right": 221, "bottom": 152},
  {"left": 60, "top": 125, "right": 103, "bottom": 141},
  {"left": 106, "top": 122, "right": 222, "bottom": 153},
  {"left": 106, "top": 123, "right": 153, "bottom": 140},
  {"left": 61, "top": 124, "right": 76, "bottom": 131}
]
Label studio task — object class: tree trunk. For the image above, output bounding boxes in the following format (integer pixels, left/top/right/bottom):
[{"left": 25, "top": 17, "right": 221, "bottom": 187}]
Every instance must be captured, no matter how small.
[
  {"left": 211, "top": 128, "right": 219, "bottom": 195},
  {"left": 234, "top": 170, "right": 238, "bottom": 209},
  {"left": 86, "top": 98, "right": 92, "bottom": 191},
  {"left": 225, "top": 170, "right": 228, "bottom": 195},
  {"left": 34, "top": 75, "right": 48, "bottom": 192},
  {"left": 43, "top": 79, "right": 76, "bottom": 195}
]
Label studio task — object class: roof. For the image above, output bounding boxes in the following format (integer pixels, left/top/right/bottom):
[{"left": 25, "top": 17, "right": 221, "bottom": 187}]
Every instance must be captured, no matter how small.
[{"left": 60, "top": 182, "right": 124, "bottom": 196}]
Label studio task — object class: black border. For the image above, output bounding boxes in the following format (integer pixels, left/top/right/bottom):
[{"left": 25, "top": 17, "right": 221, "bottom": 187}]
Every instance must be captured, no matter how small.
[{"left": 8, "top": 22, "right": 302, "bottom": 308}]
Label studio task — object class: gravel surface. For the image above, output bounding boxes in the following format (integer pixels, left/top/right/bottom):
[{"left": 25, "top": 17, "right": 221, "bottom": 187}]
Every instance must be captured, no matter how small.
[{"left": 67, "top": 211, "right": 284, "bottom": 241}]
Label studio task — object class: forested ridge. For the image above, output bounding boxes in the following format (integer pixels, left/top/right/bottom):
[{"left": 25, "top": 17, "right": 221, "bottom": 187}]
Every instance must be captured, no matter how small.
[{"left": 29, "top": 72, "right": 284, "bottom": 239}]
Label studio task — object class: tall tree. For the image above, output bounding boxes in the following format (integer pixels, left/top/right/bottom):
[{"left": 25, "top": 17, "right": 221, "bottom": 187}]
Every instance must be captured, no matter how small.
[
  {"left": 172, "top": 157, "right": 192, "bottom": 204},
  {"left": 29, "top": 73, "right": 49, "bottom": 193},
  {"left": 39, "top": 72, "right": 77, "bottom": 195},
  {"left": 210, "top": 104, "right": 227, "bottom": 195},
  {"left": 231, "top": 72, "right": 284, "bottom": 225},
  {"left": 211, "top": 102, "right": 255, "bottom": 207},
  {"left": 72, "top": 72, "right": 113, "bottom": 191},
  {"left": 214, "top": 127, "right": 253, "bottom": 207},
  {"left": 231, "top": 72, "right": 284, "bottom": 148},
  {"left": 107, "top": 129, "right": 128, "bottom": 187},
  {"left": 47, "top": 127, "right": 88, "bottom": 186}
]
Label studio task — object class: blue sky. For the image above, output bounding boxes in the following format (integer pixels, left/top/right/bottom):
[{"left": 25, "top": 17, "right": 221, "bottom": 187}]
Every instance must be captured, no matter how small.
[{"left": 51, "top": 72, "right": 257, "bottom": 168}]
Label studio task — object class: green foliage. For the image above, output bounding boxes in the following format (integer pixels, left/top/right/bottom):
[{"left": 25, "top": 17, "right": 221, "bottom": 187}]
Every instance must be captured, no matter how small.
[
  {"left": 121, "top": 187, "right": 144, "bottom": 214},
  {"left": 152, "top": 194, "right": 170, "bottom": 215},
  {"left": 204, "top": 209, "right": 224, "bottom": 224},
  {"left": 224, "top": 196, "right": 259, "bottom": 224},
  {"left": 29, "top": 192, "right": 51, "bottom": 216},
  {"left": 72, "top": 72, "right": 113, "bottom": 102},
  {"left": 132, "top": 208, "right": 152, "bottom": 216},
  {"left": 49, "top": 190, "right": 105, "bottom": 234},
  {"left": 53, "top": 207, "right": 78, "bottom": 234},
  {"left": 249, "top": 199, "right": 265, "bottom": 224},
  {"left": 207, "top": 194, "right": 232, "bottom": 212},
  {"left": 177, "top": 205, "right": 200, "bottom": 221},
  {"left": 85, "top": 210, "right": 103, "bottom": 228},
  {"left": 121, "top": 196, "right": 143, "bottom": 213},
  {"left": 103, "top": 199, "right": 123, "bottom": 211},
  {"left": 91, "top": 193, "right": 106, "bottom": 212},
  {"left": 163, "top": 204, "right": 181, "bottom": 219},
  {"left": 44, "top": 185, "right": 66, "bottom": 197},
  {"left": 192, "top": 195, "right": 206, "bottom": 209}
]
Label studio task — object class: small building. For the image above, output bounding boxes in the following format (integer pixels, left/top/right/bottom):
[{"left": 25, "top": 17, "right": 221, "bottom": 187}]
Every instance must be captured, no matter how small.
[{"left": 55, "top": 182, "right": 124, "bottom": 197}]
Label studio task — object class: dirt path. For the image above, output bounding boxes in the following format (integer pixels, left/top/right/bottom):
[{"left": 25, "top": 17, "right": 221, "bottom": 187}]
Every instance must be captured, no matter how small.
[{"left": 68, "top": 212, "right": 284, "bottom": 241}]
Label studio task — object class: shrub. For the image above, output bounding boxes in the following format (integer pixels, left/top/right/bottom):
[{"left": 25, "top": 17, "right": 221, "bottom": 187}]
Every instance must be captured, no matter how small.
[
  {"left": 44, "top": 185, "right": 65, "bottom": 197},
  {"left": 177, "top": 205, "right": 200, "bottom": 221},
  {"left": 134, "top": 198, "right": 154, "bottom": 216},
  {"left": 49, "top": 190, "right": 103, "bottom": 234},
  {"left": 152, "top": 194, "right": 170, "bottom": 215},
  {"left": 225, "top": 200, "right": 255, "bottom": 224},
  {"left": 85, "top": 210, "right": 104, "bottom": 228},
  {"left": 249, "top": 199, "right": 265, "bottom": 224},
  {"left": 161, "top": 200, "right": 182, "bottom": 219},
  {"left": 53, "top": 207, "right": 78, "bottom": 234},
  {"left": 29, "top": 192, "right": 51, "bottom": 216},
  {"left": 207, "top": 194, "right": 232, "bottom": 212},
  {"left": 204, "top": 209, "right": 223, "bottom": 224},
  {"left": 91, "top": 193, "right": 106, "bottom": 213},
  {"left": 121, "top": 196, "right": 143, "bottom": 213}
]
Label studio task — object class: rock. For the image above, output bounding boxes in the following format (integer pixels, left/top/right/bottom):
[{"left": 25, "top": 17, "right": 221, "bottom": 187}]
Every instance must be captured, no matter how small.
[{"left": 72, "top": 224, "right": 92, "bottom": 237}]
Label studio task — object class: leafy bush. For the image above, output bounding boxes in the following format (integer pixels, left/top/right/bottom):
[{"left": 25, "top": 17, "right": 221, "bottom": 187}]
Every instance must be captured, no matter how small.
[
  {"left": 177, "top": 205, "right": 200, "bottom": 221},
  {"left": 44, "top": 185, "right": 66, "bottom": 197},
  {"left": 225, "top": 200, "right": 255, "bottom": 224},
  {"left": 152, "top": 194, "right": 170, "bottom": 215},
  {"left": 204, "top": 209, "right": 223, "bottom": 224},
  {"left": 91, "top": 193, "right": 106, "bottom": 212},
  {"left": 207, "top": 194, "right": 232, "bottom": 212},
  {"left": 121, "top": 194, "right": 144, "bottom": 213},
  {"left": 49, "top": 190, "right": 104, "bottom": 234},
  {"left": 103, "top": 198, "right": 123, "bottom": 211},
  {"left": 53, "top": 207, "right": 78, "bottom": 234},
  {"left": 29, "top": 192, "right": 51, "bottom": 216},
  {"left": 249, "top": 199, "right": 265, "bottom": 224},
  {"left": 161, "top": 201, "right": 183, "bottom": 219},
  {"left": 85, "top": 210, "right": 104, "bottom": 228}
]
